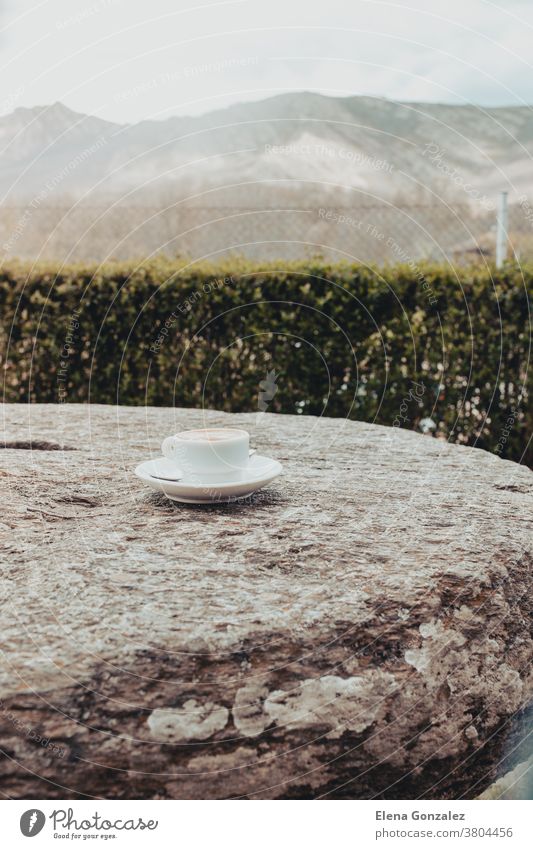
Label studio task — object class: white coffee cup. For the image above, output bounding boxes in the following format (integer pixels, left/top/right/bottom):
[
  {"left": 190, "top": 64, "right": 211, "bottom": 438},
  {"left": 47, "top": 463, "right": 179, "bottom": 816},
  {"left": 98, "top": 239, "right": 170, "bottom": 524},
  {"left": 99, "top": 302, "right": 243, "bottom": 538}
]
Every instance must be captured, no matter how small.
[{"left": 161, "top": 427, "right": 250, "bottom": 482}]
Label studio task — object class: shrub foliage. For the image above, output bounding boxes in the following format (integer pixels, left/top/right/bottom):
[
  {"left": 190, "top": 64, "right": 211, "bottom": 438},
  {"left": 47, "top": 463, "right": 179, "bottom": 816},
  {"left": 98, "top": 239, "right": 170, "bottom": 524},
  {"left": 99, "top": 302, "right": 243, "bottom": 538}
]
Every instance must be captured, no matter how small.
[{"left": 0, "top": 257, "right": 531, "bottom": 466}]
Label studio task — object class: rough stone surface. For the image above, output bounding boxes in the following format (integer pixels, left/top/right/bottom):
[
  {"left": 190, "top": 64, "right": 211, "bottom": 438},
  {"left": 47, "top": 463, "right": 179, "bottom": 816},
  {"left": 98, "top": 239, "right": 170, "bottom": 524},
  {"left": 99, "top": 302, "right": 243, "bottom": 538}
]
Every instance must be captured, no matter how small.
[{"left": 0, "top": 403, "right": 531, "bottom": 799}]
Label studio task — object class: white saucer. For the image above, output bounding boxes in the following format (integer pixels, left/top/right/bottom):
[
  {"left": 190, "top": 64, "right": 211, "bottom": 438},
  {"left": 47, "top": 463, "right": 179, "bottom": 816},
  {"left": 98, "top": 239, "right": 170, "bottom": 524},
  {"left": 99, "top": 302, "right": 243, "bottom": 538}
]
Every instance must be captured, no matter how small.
[{"left": 135, "top": 455, "right": 283, "bottom": 504}]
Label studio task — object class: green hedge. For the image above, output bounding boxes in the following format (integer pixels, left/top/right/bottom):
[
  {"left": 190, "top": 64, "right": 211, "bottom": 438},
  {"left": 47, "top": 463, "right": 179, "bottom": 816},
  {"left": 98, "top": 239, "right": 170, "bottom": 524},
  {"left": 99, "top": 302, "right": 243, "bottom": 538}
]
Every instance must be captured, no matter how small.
[{"left": 0, "top": 257, "right": 531, "bottom": 466}]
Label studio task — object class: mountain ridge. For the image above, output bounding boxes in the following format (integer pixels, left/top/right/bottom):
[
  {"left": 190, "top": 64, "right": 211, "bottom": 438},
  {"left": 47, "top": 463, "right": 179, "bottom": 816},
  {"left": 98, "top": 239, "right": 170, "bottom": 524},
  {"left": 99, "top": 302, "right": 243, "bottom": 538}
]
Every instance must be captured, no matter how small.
[{"left": 0, "top": 92, "right": 531, "bottom": 205}]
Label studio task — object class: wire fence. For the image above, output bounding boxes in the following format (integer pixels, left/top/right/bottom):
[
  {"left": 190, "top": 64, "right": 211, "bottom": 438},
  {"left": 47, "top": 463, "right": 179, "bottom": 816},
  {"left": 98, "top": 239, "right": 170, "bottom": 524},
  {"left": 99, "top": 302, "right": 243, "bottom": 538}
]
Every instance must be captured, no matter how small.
[{"left": 1, "top": 200, "right": 531, "bottom": 265}]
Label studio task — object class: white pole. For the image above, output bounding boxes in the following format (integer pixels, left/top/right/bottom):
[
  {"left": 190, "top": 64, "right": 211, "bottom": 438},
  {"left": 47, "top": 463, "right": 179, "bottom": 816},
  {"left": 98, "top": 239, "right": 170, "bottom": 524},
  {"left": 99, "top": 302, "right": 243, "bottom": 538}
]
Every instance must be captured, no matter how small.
[{"left": 496, "top": 191, "right": 508, "bottom": 268}]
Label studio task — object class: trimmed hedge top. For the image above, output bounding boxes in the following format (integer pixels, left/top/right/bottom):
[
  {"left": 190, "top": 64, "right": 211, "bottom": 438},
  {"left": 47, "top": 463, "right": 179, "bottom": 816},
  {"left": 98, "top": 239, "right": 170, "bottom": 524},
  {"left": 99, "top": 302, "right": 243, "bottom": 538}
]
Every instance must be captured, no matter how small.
[{"left": 1, "top": 256, "right": 531, "bottom": 466}]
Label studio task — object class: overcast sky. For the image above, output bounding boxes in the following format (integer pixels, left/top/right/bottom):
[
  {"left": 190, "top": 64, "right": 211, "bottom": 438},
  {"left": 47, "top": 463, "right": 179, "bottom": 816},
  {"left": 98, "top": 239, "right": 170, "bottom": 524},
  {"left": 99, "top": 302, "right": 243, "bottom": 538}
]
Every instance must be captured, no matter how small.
[{"left": 1, "top": 0, "right": 533, "bottom": 122}]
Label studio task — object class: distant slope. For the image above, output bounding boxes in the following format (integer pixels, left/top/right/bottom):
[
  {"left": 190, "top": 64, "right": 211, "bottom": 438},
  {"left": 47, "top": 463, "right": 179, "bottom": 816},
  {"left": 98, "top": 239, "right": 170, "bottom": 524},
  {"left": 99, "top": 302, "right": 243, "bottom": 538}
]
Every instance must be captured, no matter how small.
[{"left": 0, "top": 93, "right": 532, "bottom": 206}]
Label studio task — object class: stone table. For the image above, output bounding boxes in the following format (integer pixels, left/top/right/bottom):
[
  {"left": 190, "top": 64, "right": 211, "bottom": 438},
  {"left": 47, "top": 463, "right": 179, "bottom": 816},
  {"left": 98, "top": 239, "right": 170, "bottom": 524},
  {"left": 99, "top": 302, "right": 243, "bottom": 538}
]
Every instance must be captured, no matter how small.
[{"left": 0, "top": 403, "right": 532, "bottom": 800}]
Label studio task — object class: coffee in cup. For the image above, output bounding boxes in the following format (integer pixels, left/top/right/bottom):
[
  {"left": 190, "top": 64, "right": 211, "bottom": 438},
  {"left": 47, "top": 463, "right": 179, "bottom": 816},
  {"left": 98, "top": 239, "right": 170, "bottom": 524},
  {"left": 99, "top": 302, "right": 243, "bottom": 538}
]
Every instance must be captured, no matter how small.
[{"left": 161, "top": 427, "right": 250, "bottom": 482}]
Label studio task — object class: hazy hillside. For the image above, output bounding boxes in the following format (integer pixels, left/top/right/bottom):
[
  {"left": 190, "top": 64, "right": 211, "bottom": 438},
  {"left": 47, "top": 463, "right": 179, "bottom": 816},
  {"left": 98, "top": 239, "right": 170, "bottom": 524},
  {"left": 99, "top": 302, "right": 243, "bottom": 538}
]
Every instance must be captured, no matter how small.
[
  {"left": 0, "top": 93, "right": 532, "bottom": 206},
  {"left": 0, "top": 93, "right": 531, "bottom": 262}
]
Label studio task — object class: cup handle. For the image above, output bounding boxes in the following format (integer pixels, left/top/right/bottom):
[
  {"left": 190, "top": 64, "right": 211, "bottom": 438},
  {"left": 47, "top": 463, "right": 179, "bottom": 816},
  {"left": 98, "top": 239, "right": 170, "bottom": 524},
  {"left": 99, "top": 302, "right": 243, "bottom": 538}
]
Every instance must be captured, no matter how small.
[{"left": 162, "top": 435, "right": 179, "bottom": 459}]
